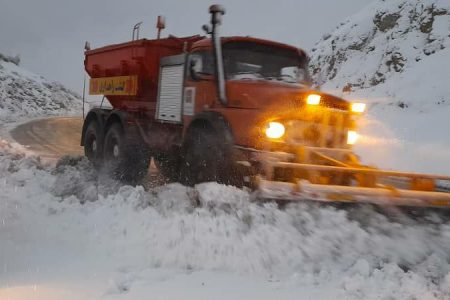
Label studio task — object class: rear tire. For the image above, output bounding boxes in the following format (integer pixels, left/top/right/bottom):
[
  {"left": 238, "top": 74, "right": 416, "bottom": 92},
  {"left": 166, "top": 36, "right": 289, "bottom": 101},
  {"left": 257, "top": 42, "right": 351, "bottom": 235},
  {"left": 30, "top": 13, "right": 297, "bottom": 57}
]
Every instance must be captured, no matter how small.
[
  {"left": 84, "top": 120, "right": 102, "bottom": 167},
  {"left": 103, "top": 123, "right": 150, "bottom": 184}
]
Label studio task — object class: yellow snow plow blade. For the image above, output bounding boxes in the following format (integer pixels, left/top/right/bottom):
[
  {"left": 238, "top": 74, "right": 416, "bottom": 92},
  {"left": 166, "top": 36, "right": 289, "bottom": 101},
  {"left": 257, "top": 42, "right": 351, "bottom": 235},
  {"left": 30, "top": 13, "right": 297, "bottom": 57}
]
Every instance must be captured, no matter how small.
[{"left": 255, "top": 162, "right": 450, "bottom": 208}]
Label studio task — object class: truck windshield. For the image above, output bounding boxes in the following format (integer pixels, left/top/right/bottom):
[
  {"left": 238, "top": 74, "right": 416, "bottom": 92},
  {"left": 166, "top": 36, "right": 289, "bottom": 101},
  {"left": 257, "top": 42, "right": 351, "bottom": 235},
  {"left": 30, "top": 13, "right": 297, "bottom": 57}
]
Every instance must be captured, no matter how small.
[{"left": 223, "top": 41, "right": 310, "bottom": 85}]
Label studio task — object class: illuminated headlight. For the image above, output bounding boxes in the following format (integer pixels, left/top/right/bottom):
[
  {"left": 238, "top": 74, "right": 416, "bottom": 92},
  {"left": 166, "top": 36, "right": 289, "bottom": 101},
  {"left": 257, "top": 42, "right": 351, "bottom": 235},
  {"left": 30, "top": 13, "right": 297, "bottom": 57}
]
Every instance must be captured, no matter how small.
[
  {"left": 351, "top": 102, "right": 366, "bottom": 113},
  {"left": 265, "top": 122, "right": 285, "bottom": 139},
  {"left": 347, "top": 130, "right": 359, "bottom": 145},
  {"left": 307, "top": 94, "right": 321, "bottom": 105}
]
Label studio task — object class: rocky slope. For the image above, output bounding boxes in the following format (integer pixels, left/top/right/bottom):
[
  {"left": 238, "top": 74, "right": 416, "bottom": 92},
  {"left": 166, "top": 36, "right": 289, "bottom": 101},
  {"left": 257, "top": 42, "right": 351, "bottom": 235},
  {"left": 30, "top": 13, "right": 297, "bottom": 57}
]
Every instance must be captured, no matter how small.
[
  {"left": 310, "top": 0, "right": 450, "bottom": 110},
  {"left": 0, "top": 54, "right": 82, "bottom": 122}
]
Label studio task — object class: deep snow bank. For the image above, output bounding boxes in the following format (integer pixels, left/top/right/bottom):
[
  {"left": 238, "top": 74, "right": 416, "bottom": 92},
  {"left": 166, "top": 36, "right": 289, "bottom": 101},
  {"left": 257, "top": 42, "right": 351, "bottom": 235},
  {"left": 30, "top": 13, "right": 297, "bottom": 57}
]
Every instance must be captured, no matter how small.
[
  {"left": 0, "top": 56, "right": 82, "bottom": 123},
  {"left": 1, "top": 141, "right": 450, "bottom": 299}
]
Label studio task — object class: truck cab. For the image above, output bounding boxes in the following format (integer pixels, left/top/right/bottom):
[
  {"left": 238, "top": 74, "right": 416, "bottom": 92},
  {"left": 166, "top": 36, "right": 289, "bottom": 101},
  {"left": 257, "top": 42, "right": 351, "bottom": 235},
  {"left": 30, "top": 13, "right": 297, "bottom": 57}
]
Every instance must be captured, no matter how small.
[{"left": 183, "top": 36, "right": 356, "bottom": 150}]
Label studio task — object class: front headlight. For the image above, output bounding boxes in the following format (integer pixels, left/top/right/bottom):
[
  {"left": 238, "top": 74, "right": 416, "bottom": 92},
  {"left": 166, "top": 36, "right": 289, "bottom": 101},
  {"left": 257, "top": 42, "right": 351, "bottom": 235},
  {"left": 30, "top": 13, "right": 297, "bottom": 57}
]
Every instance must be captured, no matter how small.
[
  {"left": 265, "top": 122, "right": 285, "bottom": 139},
  {"left": 347, "top": 130, "right": 359, "bottom": 145},
  {"left": 351, "top": 102, "right": 366, "bottom": 113}
]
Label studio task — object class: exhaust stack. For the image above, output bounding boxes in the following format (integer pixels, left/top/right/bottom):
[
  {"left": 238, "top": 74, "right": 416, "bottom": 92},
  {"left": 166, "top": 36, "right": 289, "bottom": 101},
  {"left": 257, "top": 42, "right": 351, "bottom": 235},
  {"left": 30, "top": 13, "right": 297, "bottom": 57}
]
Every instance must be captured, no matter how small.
[{"left": 208, "top": 5, "right": 227, "bottom": 106}]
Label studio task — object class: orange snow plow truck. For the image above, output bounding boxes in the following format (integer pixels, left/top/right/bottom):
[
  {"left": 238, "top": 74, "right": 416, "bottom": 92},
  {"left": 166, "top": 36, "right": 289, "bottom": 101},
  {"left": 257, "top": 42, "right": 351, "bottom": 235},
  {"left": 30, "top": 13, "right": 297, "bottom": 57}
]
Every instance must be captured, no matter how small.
[{"left": 81, "top": 5, "right": 450, "bottom": 208}]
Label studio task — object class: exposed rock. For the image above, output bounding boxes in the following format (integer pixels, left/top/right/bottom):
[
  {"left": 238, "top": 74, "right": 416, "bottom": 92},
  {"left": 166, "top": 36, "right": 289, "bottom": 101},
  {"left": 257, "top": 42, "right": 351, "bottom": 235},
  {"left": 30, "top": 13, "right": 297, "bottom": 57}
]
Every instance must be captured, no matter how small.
[
  {"left": 385, "top": 52, "right": 406, "bottom": 72},
  {"left": 374, "top": 12, "right": 401, "bottom": 32},
  {"left": 419, "top": 5, "right": 448, "bottom": 34}
]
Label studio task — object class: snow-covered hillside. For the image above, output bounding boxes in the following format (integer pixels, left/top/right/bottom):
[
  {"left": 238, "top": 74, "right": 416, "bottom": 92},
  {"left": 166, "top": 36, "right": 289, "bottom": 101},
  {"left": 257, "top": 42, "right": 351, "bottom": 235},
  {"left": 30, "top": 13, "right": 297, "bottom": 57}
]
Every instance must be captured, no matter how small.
[
  {"left": 309, "top": 0, "right": 450, "bottom": 174},
  {"left": 310, "top": 0, "right": 450, "bottom": 110},
  {"left": 0, "top": 54, "right": 82, "bottom": 122}
]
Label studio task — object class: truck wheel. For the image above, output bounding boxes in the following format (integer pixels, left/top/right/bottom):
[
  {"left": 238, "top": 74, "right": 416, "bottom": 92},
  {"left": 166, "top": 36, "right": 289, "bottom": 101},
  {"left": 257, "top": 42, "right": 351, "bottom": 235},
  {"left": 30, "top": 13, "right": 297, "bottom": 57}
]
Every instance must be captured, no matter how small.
[
  {"left": 84, "top": 120, "right": 103, "bottom": 167},
  {"left": 154, "top": 152, "right": 180, "bottom": 182},
  {"left": 180, "top": 125, "right": 235, "bottom": 186},
  {"left": 103, "top": 123, "right": 150, "bottom": 184}
]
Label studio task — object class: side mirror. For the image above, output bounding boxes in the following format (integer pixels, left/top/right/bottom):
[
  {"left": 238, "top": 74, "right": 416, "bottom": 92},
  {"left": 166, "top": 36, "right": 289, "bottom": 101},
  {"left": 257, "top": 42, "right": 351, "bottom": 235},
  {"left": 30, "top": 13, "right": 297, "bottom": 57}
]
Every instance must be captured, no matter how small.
[
  {"left": 188, "top": 55, "right": 214, "bottom": 81},
  {"left": 189, "top": 58, "right": 201, "bottom": 81}
]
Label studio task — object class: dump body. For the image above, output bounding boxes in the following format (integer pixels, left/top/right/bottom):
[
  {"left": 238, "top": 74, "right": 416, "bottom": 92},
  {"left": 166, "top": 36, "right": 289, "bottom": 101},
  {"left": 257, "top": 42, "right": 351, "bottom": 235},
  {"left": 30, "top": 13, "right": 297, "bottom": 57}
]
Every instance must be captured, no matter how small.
[{"left": 84, "top": 35, "right": 203, "bottom": 115}]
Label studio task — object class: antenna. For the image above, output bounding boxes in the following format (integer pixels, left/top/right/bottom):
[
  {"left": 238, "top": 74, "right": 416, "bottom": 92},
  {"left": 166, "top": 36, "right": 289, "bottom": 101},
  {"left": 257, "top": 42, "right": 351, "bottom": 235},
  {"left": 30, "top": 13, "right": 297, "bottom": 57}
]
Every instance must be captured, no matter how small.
[
  {"left": 132, "top": 22, "right": 143, "bottom": 41},
  {"left": 82, "top": 41, "right": 90, "bottom": 118},
  {"left": 156, "top": 16, "right": 165, "bottom": 39},
  {"left": 84, "top": 41, "right": 91, "bottom": 51},
  {"left": 82, "top": 73, "right": 86, "bottom": 119}
]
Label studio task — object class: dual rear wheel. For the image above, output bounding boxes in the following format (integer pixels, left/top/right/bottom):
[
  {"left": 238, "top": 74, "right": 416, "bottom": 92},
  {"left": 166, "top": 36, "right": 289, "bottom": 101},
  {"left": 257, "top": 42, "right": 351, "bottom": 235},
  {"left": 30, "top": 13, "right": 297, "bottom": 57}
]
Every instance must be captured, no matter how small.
[
  {"left": 84, "top": 119, "right": 241, "bottom": 186},
  {"left": 84, "top": 121, "right": 102, "bottom": 167},
  {"left": 84, "top": 121, "right": 150, "bottom": 184}
]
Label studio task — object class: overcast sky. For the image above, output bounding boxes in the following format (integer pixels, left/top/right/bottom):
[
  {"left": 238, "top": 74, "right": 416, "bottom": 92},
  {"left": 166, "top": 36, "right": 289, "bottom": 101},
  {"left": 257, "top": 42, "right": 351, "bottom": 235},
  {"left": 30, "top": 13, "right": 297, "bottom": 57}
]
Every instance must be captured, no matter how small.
[{"left": 0, "top": 0, "right": 373, "bottom": 93}]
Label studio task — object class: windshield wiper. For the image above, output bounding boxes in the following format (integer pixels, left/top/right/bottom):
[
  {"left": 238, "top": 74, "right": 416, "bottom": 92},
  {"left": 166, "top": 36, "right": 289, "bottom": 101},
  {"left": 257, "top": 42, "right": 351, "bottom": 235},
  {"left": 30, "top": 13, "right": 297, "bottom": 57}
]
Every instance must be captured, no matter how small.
[
  {"left": 230, "top": 71, "right": 264, "bottom": 79},
  {"left": 266, "top": 74, "right": 297, "bottom": 83}
]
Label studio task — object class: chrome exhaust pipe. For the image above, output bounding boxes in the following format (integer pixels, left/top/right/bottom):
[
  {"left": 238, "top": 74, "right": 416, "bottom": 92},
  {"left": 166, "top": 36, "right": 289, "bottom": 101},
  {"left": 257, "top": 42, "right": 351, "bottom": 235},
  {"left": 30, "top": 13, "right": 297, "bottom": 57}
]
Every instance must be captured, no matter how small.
[{"left": 208, "top": 5, "right": 227, "bottom": 106}]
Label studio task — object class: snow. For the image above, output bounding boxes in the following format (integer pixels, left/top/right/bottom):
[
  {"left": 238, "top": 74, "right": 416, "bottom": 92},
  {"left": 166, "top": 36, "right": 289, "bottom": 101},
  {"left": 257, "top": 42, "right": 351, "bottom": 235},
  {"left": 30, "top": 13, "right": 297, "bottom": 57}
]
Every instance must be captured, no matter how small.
[
  {"left": 1, "top": 142, "right": 450, "bottom": 299},
  {"left": 0, "top": 57, "right": 82, "bottom": 123}
]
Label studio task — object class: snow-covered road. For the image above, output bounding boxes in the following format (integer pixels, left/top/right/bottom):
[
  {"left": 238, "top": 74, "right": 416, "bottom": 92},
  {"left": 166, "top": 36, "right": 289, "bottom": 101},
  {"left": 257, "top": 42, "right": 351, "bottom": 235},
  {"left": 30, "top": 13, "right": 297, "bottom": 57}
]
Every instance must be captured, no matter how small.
[{"left": 9, "top": 117, "right": 83, "bottom": 161}]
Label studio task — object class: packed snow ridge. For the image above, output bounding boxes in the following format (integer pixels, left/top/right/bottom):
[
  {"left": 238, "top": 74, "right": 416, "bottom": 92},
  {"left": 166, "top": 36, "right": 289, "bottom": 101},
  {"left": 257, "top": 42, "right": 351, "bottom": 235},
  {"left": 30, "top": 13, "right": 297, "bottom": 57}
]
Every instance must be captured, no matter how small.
[
  {"left": 310, "top": 0, "right": 450, "bottom": 110},
  {"left": 0, "top": 55, "right": 82, "bottom": 123}
]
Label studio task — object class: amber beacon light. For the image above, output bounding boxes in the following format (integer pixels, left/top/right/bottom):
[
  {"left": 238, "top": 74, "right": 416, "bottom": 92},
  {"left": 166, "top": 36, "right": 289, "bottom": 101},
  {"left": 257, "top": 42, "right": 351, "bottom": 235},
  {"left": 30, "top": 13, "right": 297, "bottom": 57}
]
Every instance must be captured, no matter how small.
[{"left": 306, "top": 94, "right": 321, "bottom": 105}]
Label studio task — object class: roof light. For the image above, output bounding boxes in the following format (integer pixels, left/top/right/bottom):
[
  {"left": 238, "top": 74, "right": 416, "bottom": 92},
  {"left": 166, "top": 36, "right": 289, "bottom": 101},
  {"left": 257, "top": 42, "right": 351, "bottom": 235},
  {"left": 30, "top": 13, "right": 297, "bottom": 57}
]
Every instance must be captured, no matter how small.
[
  {"left": 351, "top": 102, "right": 366, "bottom": 113},
  {"left": 307, "top": 94, "right": 321, "bottom": 105}
]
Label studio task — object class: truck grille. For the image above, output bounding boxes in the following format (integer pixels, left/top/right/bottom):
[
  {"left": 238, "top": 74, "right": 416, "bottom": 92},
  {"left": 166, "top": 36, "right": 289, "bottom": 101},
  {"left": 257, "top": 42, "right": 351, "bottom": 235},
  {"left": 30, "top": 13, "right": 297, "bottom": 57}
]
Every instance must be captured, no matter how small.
[{"left": 285, "top": 111, "right": 348, "bottom": 148}]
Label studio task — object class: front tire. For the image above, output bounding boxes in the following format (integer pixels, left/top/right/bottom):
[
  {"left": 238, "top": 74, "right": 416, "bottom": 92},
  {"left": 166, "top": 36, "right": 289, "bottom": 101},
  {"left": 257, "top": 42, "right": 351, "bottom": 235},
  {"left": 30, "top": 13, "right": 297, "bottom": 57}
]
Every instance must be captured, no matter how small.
[
  {"left": 103, "top": 123, "right": 150, "bottom": 184},
  {"left": 179, "top": 125, "right": 236, "bottom": 186}
]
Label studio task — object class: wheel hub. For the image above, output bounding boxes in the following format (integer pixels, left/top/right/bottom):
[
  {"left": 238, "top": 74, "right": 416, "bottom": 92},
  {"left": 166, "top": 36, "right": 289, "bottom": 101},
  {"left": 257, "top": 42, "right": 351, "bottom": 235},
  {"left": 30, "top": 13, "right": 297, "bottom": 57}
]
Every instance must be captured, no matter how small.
[{"left": 113, "top": 144, "right": 120, "bottom": 158}]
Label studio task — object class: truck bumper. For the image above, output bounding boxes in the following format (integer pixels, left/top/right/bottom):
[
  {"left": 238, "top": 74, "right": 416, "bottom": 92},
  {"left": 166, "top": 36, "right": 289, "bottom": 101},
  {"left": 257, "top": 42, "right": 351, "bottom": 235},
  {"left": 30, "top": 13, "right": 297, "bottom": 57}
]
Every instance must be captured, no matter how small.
[{"left": 236, "top": 146, "right": 450, "bottom": 208}]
